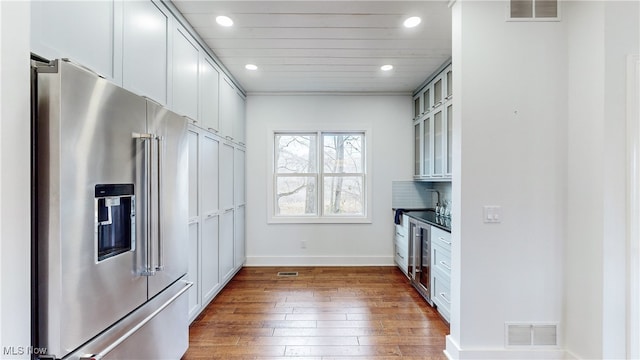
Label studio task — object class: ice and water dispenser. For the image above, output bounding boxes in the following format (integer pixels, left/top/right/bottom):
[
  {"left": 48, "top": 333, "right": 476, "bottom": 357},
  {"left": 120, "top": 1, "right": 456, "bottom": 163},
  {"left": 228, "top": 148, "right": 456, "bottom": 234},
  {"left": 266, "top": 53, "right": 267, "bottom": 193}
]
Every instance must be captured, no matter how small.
[{"left": 95, "top": 184, "right": 135, "bottom": 262}]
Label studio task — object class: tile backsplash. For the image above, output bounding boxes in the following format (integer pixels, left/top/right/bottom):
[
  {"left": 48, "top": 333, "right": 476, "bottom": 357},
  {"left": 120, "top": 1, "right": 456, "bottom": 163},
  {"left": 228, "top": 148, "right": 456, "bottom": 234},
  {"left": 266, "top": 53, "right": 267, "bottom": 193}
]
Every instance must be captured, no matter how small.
[{"left": 392, "top": 181, "right": 451, "bottom": 209}]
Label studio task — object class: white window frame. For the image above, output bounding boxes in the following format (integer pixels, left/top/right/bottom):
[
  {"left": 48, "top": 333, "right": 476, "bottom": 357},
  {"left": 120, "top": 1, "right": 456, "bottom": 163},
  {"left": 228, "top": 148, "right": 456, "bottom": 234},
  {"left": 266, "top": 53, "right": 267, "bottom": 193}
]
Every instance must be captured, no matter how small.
[
  {"left": 505, "top": 0, "right": 561, "bottom": 22},
  {"left": 268, "top": 126, "right": 372, "bottom": 224}
]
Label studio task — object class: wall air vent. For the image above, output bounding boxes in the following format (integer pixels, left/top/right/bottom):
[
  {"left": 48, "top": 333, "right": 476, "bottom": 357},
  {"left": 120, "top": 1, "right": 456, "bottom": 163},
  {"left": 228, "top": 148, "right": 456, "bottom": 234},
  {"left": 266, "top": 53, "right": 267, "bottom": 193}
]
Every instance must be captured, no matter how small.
[
  {"left": 509, "top": 0, "right": 560, "bottom": 21},
  {"left": 506, "top": 323, "right": 558, "bottom": 347}
]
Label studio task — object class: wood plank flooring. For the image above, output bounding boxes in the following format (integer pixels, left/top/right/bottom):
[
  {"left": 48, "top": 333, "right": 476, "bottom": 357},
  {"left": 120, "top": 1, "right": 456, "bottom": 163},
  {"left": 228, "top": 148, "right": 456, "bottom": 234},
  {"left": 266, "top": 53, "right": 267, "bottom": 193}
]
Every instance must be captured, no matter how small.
[{"left": 182, "top": 266, "right": 449, "bottom": 360}]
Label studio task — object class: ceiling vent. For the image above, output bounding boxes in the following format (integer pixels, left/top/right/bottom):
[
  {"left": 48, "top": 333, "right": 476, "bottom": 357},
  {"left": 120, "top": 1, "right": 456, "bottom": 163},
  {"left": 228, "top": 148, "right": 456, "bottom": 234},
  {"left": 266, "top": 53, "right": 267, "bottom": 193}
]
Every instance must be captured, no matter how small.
[
  {"left": 509, "top": 0, "right": 559, "bottom": 21},
  {"left": 506, "top": 323, "right": 558, "bottom": 347}
]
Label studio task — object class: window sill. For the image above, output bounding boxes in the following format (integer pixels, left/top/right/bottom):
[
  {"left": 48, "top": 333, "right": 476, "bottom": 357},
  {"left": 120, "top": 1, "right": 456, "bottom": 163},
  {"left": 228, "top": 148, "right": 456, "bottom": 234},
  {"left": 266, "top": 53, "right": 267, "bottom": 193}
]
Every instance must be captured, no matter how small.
[{"left": 268, "top": 216, "right": 372, "bottom": 224}]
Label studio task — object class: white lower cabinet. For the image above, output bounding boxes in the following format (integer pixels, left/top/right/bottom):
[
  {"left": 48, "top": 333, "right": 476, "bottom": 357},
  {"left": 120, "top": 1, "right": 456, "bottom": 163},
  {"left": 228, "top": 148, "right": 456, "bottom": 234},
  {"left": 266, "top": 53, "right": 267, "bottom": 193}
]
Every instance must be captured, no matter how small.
[
  {"left": 431, "top": 226, "right": 451, "bottom": 323},
  {"left": 201, "top": 214, "right": 220, "bottom": 304},
  {"left": 219, "top": 209, "right": 235, "bottom": 282},
  {"left": 187, "top": 221, "right": 200, "bottom": 320},
  {"left": 234, "top": 205, "right": 246, "bottom": 268},
  {"left": 394, "top": 214, "right": 409, "bottom": 276}
]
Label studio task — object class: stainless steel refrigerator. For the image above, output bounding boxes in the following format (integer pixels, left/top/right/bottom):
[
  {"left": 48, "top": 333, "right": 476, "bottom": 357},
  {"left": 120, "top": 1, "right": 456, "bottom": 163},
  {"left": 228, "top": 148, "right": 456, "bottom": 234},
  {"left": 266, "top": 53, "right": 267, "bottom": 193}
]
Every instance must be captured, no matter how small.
[{"left": 32, "top": 58, "right": 191, "bottom": 360}]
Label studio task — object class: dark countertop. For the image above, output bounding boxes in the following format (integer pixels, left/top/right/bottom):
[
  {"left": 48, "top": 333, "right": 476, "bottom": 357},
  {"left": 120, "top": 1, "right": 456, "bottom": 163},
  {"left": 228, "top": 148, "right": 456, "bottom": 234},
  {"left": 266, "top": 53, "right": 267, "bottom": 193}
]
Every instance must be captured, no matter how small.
[{"left": 395, "top": 209, "right": 451, "bottom": 232}]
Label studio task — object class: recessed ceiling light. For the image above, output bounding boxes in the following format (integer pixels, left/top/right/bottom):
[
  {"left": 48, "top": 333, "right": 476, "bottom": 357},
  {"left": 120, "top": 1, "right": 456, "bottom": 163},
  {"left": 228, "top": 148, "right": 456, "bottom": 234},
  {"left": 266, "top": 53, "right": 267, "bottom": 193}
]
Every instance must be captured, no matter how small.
[
  {"left": 216, "top": 15, "right": 234, "bottom": 27},
  {"left": 381, "top": 65, "right": 394, "bottom": 71},
  {"left": 245, "top": 64, "right": 258, "bottom": 71},
  {"left": 403, "top": 16, "right": 421, "bottom": 28}
]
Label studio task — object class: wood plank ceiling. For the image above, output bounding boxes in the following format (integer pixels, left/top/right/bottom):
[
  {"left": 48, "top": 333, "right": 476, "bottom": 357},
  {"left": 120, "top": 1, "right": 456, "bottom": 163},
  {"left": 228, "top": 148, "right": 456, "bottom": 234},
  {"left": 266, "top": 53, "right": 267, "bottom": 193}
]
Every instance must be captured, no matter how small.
[{"left": 172, "top": 1, "right": 452, "bottom": 93}]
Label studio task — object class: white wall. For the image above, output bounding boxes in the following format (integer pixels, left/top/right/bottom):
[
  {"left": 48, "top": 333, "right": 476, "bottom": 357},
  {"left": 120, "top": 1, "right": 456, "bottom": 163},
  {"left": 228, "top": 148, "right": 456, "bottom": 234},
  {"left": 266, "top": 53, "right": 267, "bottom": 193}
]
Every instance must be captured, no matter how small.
[
  {"left": 245, "top": 95, "right": 412, "bottom": 266},
  {"left": 565, "top": 1, "right": 639, "bottom": 359},
  {"left": 448, "top": 1, "right": 567, "bottom": 357},
  {"left": 0, "top": 1, "right": 31, "bottom": 358},
  {"left": 449, "top": 1, "right": 639, "bottom": 358}
]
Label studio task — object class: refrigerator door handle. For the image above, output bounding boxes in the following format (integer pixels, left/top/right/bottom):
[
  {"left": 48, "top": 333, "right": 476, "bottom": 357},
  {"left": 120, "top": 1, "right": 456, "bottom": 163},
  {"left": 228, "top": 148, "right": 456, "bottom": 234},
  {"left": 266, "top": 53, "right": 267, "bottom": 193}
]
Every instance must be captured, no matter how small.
[
  {"left": 155, "top": 135, "right": 165, "bottom": 271},
  {"left": 133, "top": 132, "right": 157, "bottom": 276},
  {"left": 78, "top": 281, "right": 193, "bottom": 360}
]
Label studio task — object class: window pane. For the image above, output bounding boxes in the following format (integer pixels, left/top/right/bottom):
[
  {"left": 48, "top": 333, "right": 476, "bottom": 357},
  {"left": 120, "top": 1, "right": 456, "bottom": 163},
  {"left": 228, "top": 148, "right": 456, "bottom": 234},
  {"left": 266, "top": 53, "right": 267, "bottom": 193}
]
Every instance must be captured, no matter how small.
[
  {"left": 323, "top": 134, "right": 363, "bottom": 173},
  {"left": 275, "top": 134, "right": 317, "bottom": 173},
  {"left": 276, "top": 176, "right": 317, "bottom": 215},
  {"left": 323, "top": 176, "right": 364, "bottom": 216},
  {"left": 535, "top": 0, "right": 557, "bottom": 18},
  {"left": 511, "top": 0, "right": 533, "bottom": 18}
]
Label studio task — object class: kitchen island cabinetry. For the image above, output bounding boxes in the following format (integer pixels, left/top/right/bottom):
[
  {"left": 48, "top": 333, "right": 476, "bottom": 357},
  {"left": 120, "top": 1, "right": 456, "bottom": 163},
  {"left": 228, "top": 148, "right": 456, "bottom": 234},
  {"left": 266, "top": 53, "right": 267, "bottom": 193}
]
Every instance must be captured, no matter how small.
[{"left": 413, "top": 62, "right": 452, "bottom": 180}]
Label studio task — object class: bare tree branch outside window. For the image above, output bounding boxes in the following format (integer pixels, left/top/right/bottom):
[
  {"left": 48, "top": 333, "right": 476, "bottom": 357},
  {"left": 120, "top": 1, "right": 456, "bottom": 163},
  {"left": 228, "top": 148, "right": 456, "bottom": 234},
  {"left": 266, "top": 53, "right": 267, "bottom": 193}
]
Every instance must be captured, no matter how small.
[{"left": 274, "top": 132, "right": 364, "bottom": 217}]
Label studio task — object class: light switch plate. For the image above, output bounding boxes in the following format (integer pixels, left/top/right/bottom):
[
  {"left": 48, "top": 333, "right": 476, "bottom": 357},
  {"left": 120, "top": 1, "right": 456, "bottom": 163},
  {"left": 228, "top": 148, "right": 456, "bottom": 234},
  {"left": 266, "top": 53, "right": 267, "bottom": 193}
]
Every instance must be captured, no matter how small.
[{"left": 483, "top": 205, "right": 502, "bottom": 223}]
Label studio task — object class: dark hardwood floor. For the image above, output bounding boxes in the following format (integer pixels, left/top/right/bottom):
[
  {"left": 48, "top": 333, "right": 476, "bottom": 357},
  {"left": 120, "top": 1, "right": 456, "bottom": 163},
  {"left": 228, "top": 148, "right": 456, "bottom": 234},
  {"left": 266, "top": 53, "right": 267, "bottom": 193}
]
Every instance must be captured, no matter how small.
[{"left": 183, "top": 266, "right": 449, "bottom": 360}]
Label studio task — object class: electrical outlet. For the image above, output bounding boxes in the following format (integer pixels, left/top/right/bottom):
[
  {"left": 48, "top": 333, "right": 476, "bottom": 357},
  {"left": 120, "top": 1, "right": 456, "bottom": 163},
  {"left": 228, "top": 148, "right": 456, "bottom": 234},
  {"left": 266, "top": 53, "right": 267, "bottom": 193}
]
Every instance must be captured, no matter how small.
[
  {"left": 483, "top": 205, "right": 502, "bottom": 223},
  {"left": 300, "top": 240, "right": 307, "bottom": 249}
]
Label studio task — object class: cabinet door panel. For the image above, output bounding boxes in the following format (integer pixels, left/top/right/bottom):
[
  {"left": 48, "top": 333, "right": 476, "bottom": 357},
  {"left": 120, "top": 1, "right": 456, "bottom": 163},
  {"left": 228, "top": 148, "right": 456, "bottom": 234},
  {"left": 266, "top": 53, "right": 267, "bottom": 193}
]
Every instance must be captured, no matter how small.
[
  {"left": 413, "top": 96, "right": 421, "bottom": 119},
  {"left": 446, "top": 68, "right": 453, "bottom": 99},
  {"left": 199, "top": 55, "right": 220, "bottom": 131},
  {"left": 201, "top": 215, "right": 220, "bottom": 303},
  {"left": 201, "top": 134, "right": 219, "bottom": 214},
  {"left": 433, "top": 77, "right": 443, "bottom": 107},
  {"left": 446, "top": 104, "right": 453, "bottom": 175},
  {"left": 234, "top": 205, "right": 246, "bottom": 269},
  {"left": 414, "top": 122, "right": 421, "bottom": 176},
  {"left": 220, "top": 210, "right": 235, "bottom": 281},
  {"left": 423, "top": 116, "right": 432, "bottom": 176},
  {"left": 219, "top": 77, "right": 235, "bottom": 138},
  {"left": 187, "top": 222, "right": 200, "bottom": 320},
  {"left": 172, "top": 26, "right": 199, "bottom": 120},
  {"left": 220, "top": 143, "right": 234, "bottom": 210},
  {"left": 233, "top": 91, "right": 246, "bottom": 143},
  {"left": 123, "top": 0, "right": 168, "bottom": 104},
  {"left": 423, "top": 88, "right": 431, "bottom": 113},
  {"left": 188, "top": 128, "right": 199, "bottom": 218},
  {"left": 234, "top": 148, "right": 246, "bottom": 205},
  {"left": 434, "top": 110, "right": 444, "bottom": 176},
  {"left": 31, "top": 1, "right": 117, "bottom": 81}
]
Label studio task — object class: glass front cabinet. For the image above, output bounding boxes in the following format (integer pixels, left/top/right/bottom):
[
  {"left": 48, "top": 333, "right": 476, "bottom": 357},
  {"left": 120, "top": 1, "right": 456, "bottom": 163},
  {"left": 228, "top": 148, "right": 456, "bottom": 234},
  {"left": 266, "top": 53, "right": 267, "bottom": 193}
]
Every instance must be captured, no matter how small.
[{"left": 413, "top": 62, "right": 452, "bottom": 180}]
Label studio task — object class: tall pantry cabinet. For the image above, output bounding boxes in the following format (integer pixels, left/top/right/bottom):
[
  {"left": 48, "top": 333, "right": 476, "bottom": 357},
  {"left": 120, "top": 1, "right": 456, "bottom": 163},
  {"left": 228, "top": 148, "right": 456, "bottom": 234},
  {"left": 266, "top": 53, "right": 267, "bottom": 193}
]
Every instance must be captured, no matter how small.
[{"left": 30, "top": 0, "right": 247, "bottom": 324}]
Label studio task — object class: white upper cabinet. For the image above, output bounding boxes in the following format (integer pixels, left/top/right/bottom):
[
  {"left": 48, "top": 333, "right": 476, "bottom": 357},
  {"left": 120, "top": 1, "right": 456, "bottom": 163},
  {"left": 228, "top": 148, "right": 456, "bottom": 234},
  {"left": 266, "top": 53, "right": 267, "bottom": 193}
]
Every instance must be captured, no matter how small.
[
  {"left": 201, "top": 134, "right": 220, "bottom": 214},
  {"left": 414, "top": 63, "right": 452, "bottom": 180},
  {"left": 233, "top": 91, "right": 246, "bottom": 144},
  {"left": 234, "top": 147, "right": 246, "bottom": 205},
  {"left": 122, "top": 1, "right": 168, "bottom": 105},
  {"left": 220, "top": 142, "right": 235, "bottom": 210},
  {"left": 218, "top": 77, "right": 235, "bottom": 140},
  {"left": 172, "top": 25, "right": 199, "bottom": 120},
  {"left": 188, "top": 129, "right": 200, "bottom": 219},
  {"left": 199, "top": 55, "right": 220, "bottom": 132},
  {"left": 31, "top": 1, "right": 120, "bottom": 82}
]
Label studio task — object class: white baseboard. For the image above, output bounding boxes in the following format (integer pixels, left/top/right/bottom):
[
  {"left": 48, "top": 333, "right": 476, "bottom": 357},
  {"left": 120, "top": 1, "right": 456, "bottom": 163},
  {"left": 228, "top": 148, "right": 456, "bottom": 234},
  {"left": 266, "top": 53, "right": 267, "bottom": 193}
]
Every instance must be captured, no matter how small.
[
  {"left": 244, "top": 255, "right": 395, "bottom": 267},
  {"left": 445, "top": 335, "right": 567, "bottom": 360}
]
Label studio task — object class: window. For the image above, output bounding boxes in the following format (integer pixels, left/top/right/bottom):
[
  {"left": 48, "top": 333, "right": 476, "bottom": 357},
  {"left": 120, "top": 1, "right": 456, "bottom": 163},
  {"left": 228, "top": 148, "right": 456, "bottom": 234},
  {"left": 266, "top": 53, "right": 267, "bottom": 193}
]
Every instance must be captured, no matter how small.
[
  {"left": 272, "top": 131, "right": 368, "bottom": 222},
  {"left": 508, "top": 0, "right": 559, "bottom": 21}
]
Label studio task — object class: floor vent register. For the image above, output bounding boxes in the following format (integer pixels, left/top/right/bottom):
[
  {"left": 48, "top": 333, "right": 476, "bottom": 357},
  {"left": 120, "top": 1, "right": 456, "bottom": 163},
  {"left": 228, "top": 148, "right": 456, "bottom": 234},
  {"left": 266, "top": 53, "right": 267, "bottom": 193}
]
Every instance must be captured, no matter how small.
[{"left": 277, "top": 272, "right": 299, "bottom": 277}]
